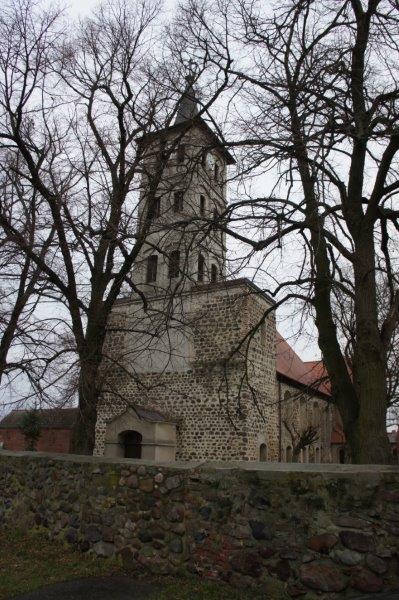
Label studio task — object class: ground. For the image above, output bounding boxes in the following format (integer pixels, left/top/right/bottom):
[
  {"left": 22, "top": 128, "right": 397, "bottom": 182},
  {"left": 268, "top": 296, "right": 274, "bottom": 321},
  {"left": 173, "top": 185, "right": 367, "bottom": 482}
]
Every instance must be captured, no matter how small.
[{"left": 0, "top": 528, "right": 262, "bottom": 600}]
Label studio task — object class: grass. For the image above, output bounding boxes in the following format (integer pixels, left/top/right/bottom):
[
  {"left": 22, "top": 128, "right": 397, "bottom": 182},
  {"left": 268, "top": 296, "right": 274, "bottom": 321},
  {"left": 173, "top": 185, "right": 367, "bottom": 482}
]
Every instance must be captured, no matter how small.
[
  {"left": 0, "top": 528, "right": 120, "bottom": 599},
  {"left": 0, "top": 528, "right": 264, "bottom": 600}
]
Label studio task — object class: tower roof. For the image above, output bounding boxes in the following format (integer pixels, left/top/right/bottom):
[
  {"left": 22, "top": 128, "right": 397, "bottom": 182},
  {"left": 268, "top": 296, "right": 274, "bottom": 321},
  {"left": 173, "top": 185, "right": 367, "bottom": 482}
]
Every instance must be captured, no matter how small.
[
  {"left": 137, "top": 76, "right": 236, "bottom": 165},
  {"left": 174, "top": 77, "right": 200, "bottom": 124}
]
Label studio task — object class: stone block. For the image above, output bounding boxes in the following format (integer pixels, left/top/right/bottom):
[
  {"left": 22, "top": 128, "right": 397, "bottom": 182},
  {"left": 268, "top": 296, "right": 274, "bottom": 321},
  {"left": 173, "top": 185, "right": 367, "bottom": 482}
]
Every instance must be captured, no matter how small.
[{"left": 299, "top": 561, "right": 347, "bottom": 592}]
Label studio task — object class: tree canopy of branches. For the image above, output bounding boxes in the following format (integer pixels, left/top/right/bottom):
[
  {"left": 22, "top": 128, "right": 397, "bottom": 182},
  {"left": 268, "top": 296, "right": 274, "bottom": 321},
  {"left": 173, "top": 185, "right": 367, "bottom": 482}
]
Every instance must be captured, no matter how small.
[
  {"left": 176, "top": 0, "right": 399, "bottom": 463},
  {"left": 0, "top": 166, "right": 58, "bottom": 401},
  {"left": 1, "top": 0, "right": 399, "bottom": 465},
  {"left": 283, "top": 420, "right": 319, "bottom": 463},
  {"left": 0, "top": 0, "right": 228, "bottom": 453}
]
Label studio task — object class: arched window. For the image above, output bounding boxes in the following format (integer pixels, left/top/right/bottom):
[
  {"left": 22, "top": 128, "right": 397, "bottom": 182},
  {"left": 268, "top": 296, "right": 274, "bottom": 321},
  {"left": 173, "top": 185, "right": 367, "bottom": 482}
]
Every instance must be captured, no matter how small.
[
  {"left": 214, "top": 162, "right": 219, "bottom": 180},
  {"left": 177, "top": 144, "right": 185, "bottom": 163},
  {"left": 146, "top": 254, "right": 158, "bottom": 283},
  {"left": 200, "top": 195, "right": 206, "bottom": 216},
  {"left": 286, "top": 446, "right": 293, "bottom": 463},
  {"left": 339, "top": 447, "right": 346, "bottom": 464},
  {"left": 282, "top": 390, "right": 291, "bottom": 421},
  {"left": 198, "top": 253, "right": 205, "bottom": 283},
  {"left": 173, "top": 191, "right": 184, "bottom": 212},
  {"left": 315, "top": 447, "right": 321, "bottom": 463},
  {"left": 211, "top": 264, "right": 217, "bottom": 282},
  {"left": 168, "top": 250, "right": 180, "bottom": 279},
  {"left": 119, "top": 430, "right": 142, "bottom": 459},
  {"left": 147, "top": 196, "right": 160, "bottom": 221},
  {"left": 260, "top": 443, "right": 267, "bottom": 462}
]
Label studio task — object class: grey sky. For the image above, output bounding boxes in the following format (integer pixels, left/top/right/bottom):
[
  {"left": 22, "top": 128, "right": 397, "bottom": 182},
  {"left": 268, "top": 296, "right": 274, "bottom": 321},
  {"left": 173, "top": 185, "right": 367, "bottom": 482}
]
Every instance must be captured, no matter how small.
[{"left": 64, "top": 0, "right": 321, "bottom": 363}]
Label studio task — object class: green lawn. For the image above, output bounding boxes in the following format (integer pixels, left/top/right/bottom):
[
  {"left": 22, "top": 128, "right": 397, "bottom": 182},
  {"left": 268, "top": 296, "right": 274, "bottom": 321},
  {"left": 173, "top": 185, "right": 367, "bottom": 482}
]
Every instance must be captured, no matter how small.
[{"left": 0, "top": 528, "right": 263, "bottom": 600}]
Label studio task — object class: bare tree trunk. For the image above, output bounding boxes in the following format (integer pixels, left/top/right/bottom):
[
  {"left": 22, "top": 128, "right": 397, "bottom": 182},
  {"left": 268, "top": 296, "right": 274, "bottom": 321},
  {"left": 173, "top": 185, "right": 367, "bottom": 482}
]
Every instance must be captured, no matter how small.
[
  {"left": 73, "top": 363, "right": 100, "bottom": 455},
  {"left": 349, "top": 228, "right": 391, "bottom": 463},
  {"left": 72, "top": 311, "right": 107, "bottom": 455}
]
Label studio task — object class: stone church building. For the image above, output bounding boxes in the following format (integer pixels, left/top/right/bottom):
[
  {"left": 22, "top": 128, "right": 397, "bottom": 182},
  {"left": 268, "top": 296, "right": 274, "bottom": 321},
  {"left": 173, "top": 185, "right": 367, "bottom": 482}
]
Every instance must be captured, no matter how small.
[{"left": 94, "top": 82, "right": 335, "bottom": 464}]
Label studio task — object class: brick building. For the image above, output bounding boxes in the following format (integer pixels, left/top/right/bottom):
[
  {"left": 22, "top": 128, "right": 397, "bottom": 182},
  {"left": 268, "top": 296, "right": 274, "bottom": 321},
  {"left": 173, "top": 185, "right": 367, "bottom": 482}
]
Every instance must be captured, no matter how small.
[{"left": 0, "top": 408, "right": 76, "bottom": 453}]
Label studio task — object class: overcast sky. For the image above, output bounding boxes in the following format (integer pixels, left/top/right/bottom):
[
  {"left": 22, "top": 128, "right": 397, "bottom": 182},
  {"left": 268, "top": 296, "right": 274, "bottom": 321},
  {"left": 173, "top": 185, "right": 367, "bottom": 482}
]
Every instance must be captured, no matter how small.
[{"left": 64, "top": 0, "right": 321, "bottom": 362}]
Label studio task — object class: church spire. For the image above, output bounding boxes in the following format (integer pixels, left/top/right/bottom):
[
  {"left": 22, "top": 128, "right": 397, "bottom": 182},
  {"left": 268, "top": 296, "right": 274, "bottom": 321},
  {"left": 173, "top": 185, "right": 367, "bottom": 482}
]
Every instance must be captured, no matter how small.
[{"left": 174, "top": 74, "right": 200, "bottom": 125}]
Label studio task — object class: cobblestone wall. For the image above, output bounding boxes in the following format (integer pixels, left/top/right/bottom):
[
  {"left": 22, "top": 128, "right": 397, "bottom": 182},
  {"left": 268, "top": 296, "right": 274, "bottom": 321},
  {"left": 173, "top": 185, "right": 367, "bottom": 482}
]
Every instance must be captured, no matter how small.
[{"left": 1, "top": 451, "right": 399, "bottom": 598}]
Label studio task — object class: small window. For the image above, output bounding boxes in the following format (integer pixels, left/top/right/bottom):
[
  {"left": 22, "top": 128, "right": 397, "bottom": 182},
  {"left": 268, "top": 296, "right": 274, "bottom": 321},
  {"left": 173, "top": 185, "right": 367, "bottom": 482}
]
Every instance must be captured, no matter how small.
[
  {"left": 260, "top": 443, "right": 267, "bottom": 462},
  {"left": 200, "top": 195, "right": 206, "bottom": 216},
  {"left": 177, "top": 144, "right": 185, "bottom": 163},
  {"left": 147, "top": 196, "right": 161, "bottom": 221},
  {"left": 211, "top": 264, "right": 217, "bottom": 282},
  {"left": 339, "top": 447, "right": 345, "bottom": 464},
  {"left": 201, "top": 151, "right": 207, "bottom": 168},
  {"left": 146, "top": 254, "right": 158, "bottom": 283},
  {"left": 198, "top": 253, "right": 205, "bottom": 282},
  {"left": 168, "top": 250, "right": 180, "bottom": 279},
  {"left": 173, "top": 191, "right": 184, "bottom": 212},
  {"left": 214, "top": 162, "right": 219, "bottom": 180},
  {"left": 213, "top": 208, "right": 219, "bottom": 222},
  {"left": 286, "top": 446, "right": 293, "bottom": 463}
]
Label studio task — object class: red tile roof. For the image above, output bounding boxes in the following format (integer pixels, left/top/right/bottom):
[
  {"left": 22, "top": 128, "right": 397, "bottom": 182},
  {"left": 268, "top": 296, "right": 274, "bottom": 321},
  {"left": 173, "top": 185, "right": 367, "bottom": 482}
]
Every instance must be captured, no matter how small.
[
  {"left": 0, "top": 408, "right": 77, "bottom": 429},
  {"left": 276, "top": 332, "right": 330, "bottom": 395}
]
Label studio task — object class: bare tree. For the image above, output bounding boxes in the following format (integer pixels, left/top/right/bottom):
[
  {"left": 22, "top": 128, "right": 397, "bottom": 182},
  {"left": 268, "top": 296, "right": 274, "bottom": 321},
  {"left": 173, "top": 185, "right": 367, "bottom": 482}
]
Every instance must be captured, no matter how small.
[
  {"left": 333, "top": 276, "right": 399, "bottom": 429},
  {"left": 0, "top": 164, "right": 57, "bottom": 399},
  {"left": 283, "top": 420, "right": 319, "bottom": 463},
  {"left": 0, "top": 0, "right": 228, "bottom": 452},
  {"left": 176, "top": 0, "right": 399, "bottom": 463}
]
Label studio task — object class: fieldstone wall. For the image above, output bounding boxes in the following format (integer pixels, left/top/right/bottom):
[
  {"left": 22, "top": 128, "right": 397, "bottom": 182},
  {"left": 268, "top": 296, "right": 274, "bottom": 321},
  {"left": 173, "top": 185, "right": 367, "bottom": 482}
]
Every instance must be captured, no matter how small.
[
  {"left": 1, "top": 451, "right": 399, "bottom": 598},
  {"left": 97, "top": 280, "right": 280, "bottom": 462},
  {"left": 279, "top": 380, "right": 333, "bottom": 464}
]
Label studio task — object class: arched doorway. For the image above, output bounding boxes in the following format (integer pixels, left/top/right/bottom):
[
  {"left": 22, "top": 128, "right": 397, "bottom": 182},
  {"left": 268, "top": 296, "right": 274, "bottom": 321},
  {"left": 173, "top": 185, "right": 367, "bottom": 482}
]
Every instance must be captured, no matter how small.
[
  {"left": 286, "top": 445, "right": 293, "bottom": 462},
  {"left": 339, "top": 447, "right": 345, "bottom": 464},
  {"left": 119, "top": 430, "right": 142, "bottom": 458},
  {"left": 259, "top": 443, "right": 267, "bottom": 461}
]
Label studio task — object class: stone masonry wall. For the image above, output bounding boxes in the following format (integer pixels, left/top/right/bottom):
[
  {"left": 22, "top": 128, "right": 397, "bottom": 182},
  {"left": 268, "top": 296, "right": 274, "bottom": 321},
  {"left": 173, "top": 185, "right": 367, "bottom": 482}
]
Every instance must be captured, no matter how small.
[
  {"left": 1, "top": 451, "right": 399, "bottom": 598},
  {"left": 97, "top": 281, "right": 280, "bottom": 461},
  {"left": 279, "top": 381, "right": 333, "bottom": 464}
]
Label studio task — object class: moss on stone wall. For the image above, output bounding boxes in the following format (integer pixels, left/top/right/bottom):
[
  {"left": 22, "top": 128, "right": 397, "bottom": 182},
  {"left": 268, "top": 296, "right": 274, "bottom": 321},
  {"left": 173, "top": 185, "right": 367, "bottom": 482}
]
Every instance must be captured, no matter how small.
[{"left": 1, "top": 451, "right": 399, "bottom": 598}]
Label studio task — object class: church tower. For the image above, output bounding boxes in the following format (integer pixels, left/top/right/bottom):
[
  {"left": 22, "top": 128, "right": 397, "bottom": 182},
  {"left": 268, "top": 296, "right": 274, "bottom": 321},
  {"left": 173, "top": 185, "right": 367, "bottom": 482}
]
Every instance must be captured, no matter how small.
[
  {"left": 96, "top": 81, "right": 279, "bottom": 463},
  {"left": 132, "top": 78, "right": 235, "bottom": 294}
]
